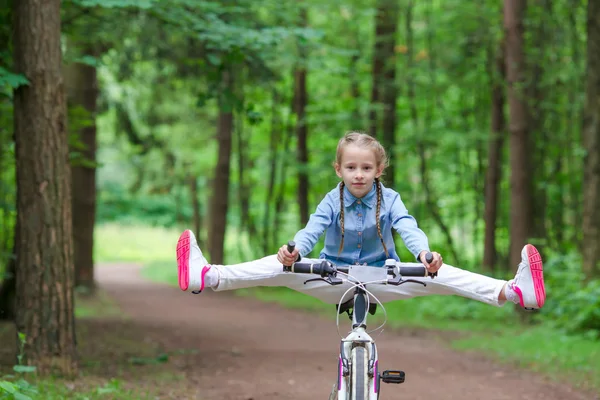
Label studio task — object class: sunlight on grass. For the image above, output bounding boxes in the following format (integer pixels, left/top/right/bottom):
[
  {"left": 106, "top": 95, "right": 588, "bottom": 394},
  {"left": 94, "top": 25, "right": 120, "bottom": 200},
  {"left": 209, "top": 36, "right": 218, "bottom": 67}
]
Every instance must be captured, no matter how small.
[
  {"left": 75, "top": 289, "right": 124, "bottom": 319},
  {"left": 95, "top": 223, "right": 179, "bottom": 263}
]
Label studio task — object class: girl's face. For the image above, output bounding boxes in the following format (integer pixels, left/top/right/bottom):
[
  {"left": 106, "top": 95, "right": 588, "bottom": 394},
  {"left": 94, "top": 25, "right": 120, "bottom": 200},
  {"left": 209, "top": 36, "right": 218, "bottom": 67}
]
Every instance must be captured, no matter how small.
[{"left": 335, "top": 144, "right": 384, "bottom": 198}]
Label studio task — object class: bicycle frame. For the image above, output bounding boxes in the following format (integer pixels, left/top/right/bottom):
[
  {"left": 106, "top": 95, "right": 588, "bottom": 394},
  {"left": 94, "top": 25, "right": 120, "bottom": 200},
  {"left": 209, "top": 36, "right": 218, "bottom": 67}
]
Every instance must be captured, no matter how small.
[
  {"left": 331, "top": 265, "right": 390, "bottom": 400},
  {"left": 333, "top": 286, "right": 379, "bottom": 400}
]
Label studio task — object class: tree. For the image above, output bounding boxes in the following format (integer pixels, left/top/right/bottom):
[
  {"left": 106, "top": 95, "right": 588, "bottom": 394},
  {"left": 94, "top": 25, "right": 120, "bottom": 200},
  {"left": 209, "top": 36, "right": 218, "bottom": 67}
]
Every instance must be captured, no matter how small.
[
  {"left": 294, "top": 5, "right": 309, "bottom": 226},
  {"left": 13, "top": 0, "right": 77, "bottom": 376},
  {"left": 582, "top": 0, "right": 600, "bottom": 278},
  {"left": 504, "top": 0, "right": 533, "bottom": 268},
  {"left": 65, "top": 48, "right": 99, "bottom": 292},
  {"left": 483, "top": 39, "right": 506, "bottom": 272},
  {"left": 208, "top": 68, "right": 234, "bottom": 264}
]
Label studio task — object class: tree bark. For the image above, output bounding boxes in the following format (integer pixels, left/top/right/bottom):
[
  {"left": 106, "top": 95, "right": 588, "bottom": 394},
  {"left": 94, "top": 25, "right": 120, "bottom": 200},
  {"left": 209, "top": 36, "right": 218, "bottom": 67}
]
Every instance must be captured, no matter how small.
[
  {"left": 369, "top": 2, "right": 385, "bottom": 138},
  {"left": 208, "top": 69, "right": 234, "bottom": 264},
  {"left": 504, "top": 0, "right": 533, "bottom": 269},
  {"left": 13, "top": 0, "right": 77, "bottom": 376},
  {"left": 483, "top": 40, "right": 506, "bottom": 273},
  {"left": 65, "top": 49, "right": 98, "bottom": 293},
  {"left": 582, "top": 0, "right": 600, "bottom": 278},
  {"left": 188, "top": 175, "right": 202, "bottom": 248},
  {"left": 379, "top": 0, "right": 399, "bottom": 186},
  {"left": 294, "top": 7, "right": 309, "bottom": 226}
]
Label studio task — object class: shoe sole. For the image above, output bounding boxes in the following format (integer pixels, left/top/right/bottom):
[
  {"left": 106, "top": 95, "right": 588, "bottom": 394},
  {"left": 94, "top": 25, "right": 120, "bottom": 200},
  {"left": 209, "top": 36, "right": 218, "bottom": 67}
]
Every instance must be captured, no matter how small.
[
  {"left": 177, "top": 230, "right": 191, "bottom": 291},
  {"left": 527, "top": 244, "right": 545, "bottom": 309}
]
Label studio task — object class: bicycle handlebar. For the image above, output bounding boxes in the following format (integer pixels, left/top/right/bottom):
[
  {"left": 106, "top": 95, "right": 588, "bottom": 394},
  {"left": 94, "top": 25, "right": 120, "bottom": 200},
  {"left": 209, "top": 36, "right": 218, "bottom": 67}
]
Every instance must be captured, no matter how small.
[{"left": 283, "top": 241, "right": 436, "bottom": 286}]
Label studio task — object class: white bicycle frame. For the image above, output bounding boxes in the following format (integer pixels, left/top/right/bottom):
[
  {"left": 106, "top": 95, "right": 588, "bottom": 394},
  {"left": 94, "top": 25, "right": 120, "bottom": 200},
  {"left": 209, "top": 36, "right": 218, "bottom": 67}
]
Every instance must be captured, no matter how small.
[{"left": 328, "top": 262, "right": 422, "bottom": 400}]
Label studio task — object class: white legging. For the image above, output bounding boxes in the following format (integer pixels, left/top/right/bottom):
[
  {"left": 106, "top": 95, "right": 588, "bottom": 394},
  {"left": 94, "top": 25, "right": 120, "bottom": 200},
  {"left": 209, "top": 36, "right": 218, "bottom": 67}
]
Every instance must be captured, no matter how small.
[{"left": 212, "top": 255, "right": 507, "bottom": 306}]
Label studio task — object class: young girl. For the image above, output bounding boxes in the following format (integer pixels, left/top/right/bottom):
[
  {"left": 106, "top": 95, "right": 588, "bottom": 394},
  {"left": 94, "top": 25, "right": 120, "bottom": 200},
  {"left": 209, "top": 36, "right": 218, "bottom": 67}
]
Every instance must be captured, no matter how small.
[{"left": 176, "top": 132, "right": 545, "bottom": 310}]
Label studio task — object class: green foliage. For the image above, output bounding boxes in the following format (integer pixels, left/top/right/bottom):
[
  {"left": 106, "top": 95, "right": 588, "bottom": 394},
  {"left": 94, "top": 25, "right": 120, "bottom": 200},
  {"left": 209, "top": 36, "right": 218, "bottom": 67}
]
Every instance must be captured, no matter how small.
[
  {"left": 0, "top": 68, "right": 28, "bottom": 97},
  {"left": 537, "top": 252, "right": 600, "bottom": 338}
]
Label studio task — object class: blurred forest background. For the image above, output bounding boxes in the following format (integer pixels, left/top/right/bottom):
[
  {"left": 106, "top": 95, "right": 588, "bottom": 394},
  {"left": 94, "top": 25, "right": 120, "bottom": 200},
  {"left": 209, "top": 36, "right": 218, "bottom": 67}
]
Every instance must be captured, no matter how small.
[{"left": 0, "top": 0, "right": 599, "bottom": 388}]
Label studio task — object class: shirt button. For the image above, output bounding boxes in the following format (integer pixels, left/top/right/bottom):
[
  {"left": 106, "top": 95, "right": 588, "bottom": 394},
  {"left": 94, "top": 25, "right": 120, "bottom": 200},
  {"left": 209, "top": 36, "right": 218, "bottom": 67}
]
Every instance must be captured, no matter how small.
[
  {"left": 357, "top": 200, "right": 361, "bottom": 205},
  {"left": 358, "top": 232, "right": 362, "bottom": 236}
]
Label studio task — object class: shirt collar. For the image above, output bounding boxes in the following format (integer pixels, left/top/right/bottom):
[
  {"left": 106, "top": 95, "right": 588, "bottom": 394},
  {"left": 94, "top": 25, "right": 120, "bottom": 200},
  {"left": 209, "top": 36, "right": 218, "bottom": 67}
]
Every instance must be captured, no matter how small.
[{"left": 342, "top": 183, "right": 377, "bottom": 208}]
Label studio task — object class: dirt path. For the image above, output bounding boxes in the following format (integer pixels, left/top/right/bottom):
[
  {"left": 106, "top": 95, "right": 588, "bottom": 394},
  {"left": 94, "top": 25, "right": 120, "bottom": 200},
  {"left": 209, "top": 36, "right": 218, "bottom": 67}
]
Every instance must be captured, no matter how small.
[{"left": 98, "top": 264, "right": 596, "bottom": 400}]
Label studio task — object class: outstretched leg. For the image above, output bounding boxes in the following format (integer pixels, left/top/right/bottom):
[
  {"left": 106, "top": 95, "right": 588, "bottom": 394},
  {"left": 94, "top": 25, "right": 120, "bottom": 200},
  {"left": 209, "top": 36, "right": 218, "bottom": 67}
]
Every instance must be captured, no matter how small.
[
  {"left": 176, "top": 229, "right": 355, "bottom": 303},
  {"left": 368, "top": 244, "right": 545, "bottom": 309}
]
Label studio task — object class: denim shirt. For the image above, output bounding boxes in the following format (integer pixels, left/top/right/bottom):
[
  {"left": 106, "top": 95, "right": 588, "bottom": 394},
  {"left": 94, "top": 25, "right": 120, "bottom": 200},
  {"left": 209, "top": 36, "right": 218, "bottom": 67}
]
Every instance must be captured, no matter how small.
[{"left": 293, "top": 182, "right": 430, "bottom": 267}]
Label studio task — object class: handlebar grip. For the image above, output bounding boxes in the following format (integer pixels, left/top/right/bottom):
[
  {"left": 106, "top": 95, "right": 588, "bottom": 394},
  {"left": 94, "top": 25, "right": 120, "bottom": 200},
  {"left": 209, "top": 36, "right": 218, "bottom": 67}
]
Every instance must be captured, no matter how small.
[
  {"left": 399, "top": 266, "right": 427, "bottom": 277},
  {"left": 425, "top": 252, "right": 433, "bottom": 264},
  {"left": 290, "top": 262, "right": 318, "bottom": 274},
  {"left": 283, "top": 241, "right": 296, "bottom": 272}
]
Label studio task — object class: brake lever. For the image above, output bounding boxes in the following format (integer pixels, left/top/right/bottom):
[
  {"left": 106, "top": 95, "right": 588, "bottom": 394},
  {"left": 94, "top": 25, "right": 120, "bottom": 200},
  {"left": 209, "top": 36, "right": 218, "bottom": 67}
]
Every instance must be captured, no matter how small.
[
  {"left": 398, "top": 279, "right": 427, "bottom": 287},
  {"left": 304, "top": 276, "right": 344, "bottom": 286},
  {"left": 388, "top": 275, "right": 427, "bottom": 287}
]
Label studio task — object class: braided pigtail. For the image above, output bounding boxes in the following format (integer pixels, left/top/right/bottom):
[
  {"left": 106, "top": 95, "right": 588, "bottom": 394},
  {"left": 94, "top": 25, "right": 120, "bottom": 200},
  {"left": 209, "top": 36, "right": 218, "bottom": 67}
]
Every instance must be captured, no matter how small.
[
  {"left": 338, "top": 182, "right": 345, "bottom": 255},
  {"left": 375, "top": 178, "right": 389, "bottom": 258}
]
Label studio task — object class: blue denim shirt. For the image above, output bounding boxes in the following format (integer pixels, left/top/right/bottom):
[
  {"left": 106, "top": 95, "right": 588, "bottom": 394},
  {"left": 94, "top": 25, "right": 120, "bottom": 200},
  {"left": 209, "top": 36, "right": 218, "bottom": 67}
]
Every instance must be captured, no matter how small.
[{"left": 293, "top": 182, "right": 430, "bottom": 267}]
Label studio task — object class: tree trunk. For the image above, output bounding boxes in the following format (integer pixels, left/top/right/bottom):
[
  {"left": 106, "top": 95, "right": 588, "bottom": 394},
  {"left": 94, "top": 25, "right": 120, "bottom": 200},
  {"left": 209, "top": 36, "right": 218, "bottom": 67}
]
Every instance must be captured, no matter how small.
[
  {"left": 406, "top": 0, "right": 459, "bottom": 264},
  {"left": 65, "top": 49, "right": 98, "bottom": 293},
  {"left": 189, "top": 175, "right": 202, "bottom": 248},
  {"left": 483, "top": 40, "right": 506, "bottom": 273},
  {"left": 0, "top": 239, "right": 16, "bottom": 321},
  {"left": 294, "top": 7, "right": 309, "bottom": 226},
  {"left": 379, "top": 0, "right": 399, "bottom": 186},
  {"left": 369, "top": 3, "right": 385, "bottom": 138},
  {"left": 582, "top": 0, "right": 600, "bottom": 278},
  {"left": 504, "top": 0, "right": 533, "bottom": 269},
  {"left": 13, "top": 0, "right": 77, "bottom": 376},
  {"left": 208, "top": 69, "right": 234, "bottom": 264}
]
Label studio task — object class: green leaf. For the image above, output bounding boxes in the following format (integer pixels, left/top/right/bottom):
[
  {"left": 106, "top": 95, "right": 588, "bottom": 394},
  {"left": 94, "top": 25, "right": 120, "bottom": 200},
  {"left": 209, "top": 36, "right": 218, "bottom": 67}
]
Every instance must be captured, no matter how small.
[
  {"left": 70, "top": 0, "right": 155, "bottom": 8},
  {"left": 0, "top": 68, "right": 30, "bottom": 89},
  {"left": 73, "top": 55, "right": 100, "bottom": 67},
  {"left": 12, "top": 366, "right": 36, "bottom": 374},
  {"left": 0, "top": 381, "right": 16, "bottom": 393},
  {"left": 13, "top": 392, "right": 34, "bottom": 400}
]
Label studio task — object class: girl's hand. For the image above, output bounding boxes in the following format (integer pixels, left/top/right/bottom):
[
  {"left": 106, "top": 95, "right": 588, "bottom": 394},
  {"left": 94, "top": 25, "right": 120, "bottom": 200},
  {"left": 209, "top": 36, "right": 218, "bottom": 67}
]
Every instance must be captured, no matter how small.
[
  {"left": 277, "top": 244, "right": 300, "bottom": 266},
  {"left": 419, "top": 250, "right": 443, "bottom": 273}
]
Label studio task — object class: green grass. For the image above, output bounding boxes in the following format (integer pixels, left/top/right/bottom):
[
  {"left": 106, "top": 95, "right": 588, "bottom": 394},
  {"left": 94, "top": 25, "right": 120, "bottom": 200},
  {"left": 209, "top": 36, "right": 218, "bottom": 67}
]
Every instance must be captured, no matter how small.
[
  {"left": 94, "top": 223, "right": 179, "bottom": 263},
  {"left": 97, "top": 223, "right": 600, "bottom": 395}
]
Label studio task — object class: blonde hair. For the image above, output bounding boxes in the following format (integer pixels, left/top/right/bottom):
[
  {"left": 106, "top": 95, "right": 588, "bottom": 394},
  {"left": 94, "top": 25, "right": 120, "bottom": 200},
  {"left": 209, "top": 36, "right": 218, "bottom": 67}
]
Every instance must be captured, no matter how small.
[{"left": 335, "top": 131, "right": 389, "bottom": 258}]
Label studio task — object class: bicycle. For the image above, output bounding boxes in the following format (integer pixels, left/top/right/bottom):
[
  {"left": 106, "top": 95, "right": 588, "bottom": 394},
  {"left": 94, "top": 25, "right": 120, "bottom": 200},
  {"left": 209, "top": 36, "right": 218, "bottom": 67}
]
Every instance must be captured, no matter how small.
[{"left": 283, "top": 241, "right": 436, "bottom": 400}]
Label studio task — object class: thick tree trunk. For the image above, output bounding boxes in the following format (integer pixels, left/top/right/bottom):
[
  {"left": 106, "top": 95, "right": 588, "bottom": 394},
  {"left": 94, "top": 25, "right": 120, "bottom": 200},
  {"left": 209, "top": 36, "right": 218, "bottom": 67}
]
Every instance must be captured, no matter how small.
[
  {"left": 582, "top": 0, "right": 600, "bottom": 278},
  {"left": 13, "top": 0, "right": 77, "bottom": 376},
  {"left": 66, "top": 49, "right": 98, "bottom": 293},
  {"left": 504, "top": 0, "right": 533, "bottom": 269},
  {"left": 208, "top": 70, "right": 234, "bottom": 264},
  {"left": 483, "top": 41, "right": 506, "bottom": 273},
  {"left": 294, "top": 7, "right": 309, "bottom": 226}
]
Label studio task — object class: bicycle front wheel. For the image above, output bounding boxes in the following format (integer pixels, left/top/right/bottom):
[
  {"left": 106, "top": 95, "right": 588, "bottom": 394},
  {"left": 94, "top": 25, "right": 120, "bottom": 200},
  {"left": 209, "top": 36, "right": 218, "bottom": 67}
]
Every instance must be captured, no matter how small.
[{"left": 350, "top": 346, "right": 368, "bottom": 400}]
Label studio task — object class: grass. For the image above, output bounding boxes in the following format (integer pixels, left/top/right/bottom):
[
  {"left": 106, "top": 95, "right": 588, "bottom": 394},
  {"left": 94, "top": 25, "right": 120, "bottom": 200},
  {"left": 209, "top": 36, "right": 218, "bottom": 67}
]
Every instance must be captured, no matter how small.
[{"left": 95, "top": 223, "right": 600, "bottom": 395}]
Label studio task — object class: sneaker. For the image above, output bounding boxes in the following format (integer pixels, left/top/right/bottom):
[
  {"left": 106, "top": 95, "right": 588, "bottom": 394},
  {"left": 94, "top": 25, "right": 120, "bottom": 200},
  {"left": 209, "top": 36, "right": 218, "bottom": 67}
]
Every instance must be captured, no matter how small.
[
  {"left": 511, "top": 244, "right": 545, "bottom": 310},
  {"left": 176, "top": 229, "right": 211, "bottom": 293}
]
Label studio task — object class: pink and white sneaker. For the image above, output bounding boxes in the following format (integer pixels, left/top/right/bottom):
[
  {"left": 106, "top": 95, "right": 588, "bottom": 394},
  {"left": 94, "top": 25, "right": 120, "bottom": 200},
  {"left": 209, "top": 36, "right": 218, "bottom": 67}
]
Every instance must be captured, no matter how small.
[
  {"left": 176, "top": 229, "right": 211, "bottom": 294},
  {"left": 510, "top": 244, "right": 545, "bottom": 310}
]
